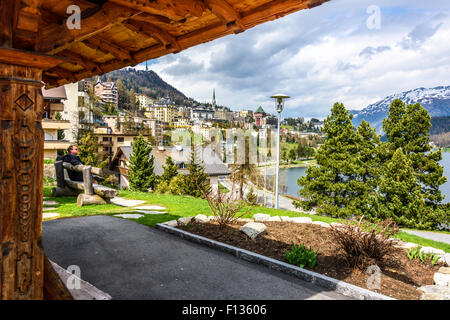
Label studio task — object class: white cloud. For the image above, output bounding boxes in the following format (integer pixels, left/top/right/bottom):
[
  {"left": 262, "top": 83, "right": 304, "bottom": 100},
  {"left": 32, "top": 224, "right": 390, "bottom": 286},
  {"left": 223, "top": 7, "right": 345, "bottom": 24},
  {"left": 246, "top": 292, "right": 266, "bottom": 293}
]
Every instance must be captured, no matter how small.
[{"left": 134, "top": 0, "right": 450, "bottom": 119}]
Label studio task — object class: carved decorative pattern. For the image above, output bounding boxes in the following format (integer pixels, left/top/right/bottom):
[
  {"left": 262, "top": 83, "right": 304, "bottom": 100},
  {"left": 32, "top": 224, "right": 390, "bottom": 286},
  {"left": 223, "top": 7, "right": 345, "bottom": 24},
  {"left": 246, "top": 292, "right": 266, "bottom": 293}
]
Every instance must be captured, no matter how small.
[
  {"left": 14, "top": 94, "right": 34, "bottom": 112},
  {"left": 14, "top": 121, "right": 35, "bottom": 243}
]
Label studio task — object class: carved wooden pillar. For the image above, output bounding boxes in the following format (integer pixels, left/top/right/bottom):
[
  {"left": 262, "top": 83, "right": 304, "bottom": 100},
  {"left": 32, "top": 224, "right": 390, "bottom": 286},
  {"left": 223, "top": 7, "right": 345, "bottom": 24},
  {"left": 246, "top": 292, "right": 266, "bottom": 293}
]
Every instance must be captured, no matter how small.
[{"left": 0, "top": 49, "right": 67, "bottom": 299}]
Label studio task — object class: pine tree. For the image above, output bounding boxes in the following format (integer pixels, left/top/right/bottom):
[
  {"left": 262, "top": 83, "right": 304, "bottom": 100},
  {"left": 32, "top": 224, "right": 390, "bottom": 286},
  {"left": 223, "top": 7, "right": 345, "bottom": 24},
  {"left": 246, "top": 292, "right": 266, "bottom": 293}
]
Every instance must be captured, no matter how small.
[
  {"left": 378, "top": 148, "right": 429, "bottom": 228},
  {"left": 160, "top": 156, "right": 178, "bottom": 183},
  {"left": 184, "top": 146, "right": 210, "bottom": 198},
  {"left": 383, "top": 100, "right": 447, "bottom": 207},
  {"left": 296, "top": 102, "right": 359, "bottom": 217},
  {"left": 128, "top": 135, "right": 156, "bottom": 192}
]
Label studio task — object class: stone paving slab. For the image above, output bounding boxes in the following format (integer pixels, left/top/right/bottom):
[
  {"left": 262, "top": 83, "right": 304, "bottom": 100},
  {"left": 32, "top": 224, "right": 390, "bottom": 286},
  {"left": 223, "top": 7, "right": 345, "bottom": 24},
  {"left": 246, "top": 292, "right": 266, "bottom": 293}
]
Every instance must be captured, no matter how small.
[
  {"left": 110, "top": 197, "right": 147, "bottom": 207},
  {"left": 134, "top": 210, "right": 167, "bottom": 215},
  {"left": 113, "top": 213, "right": 144, "bottom": 219},
  {"left": 43, "top": 212, "right": 60, "bottom": 219},
  {"left": 43, "top": 200, "right": 59, "bottom": 205},
  {"left": 44, "top": 207, "right": 58, "bottom": 211},
  {"left": 133, "top": 205, "right": 166, "bottom": 211}
]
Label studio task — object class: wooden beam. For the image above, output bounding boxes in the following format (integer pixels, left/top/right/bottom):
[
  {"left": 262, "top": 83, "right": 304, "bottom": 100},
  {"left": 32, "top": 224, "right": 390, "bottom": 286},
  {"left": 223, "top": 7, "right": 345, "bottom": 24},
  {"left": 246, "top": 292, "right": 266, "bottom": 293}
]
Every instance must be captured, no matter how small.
[
  {"left": 122, "top": 21, "right": 181, "bottom": 52},
  {"left": 39, "top": 2, "right": 141, "bottom": 54},
  {"left": 0, "top": 0, "right": 17, "bottom": 47},
  {"left": 204, "top": 0, "right": 245, "bottom": 33},
  {"left": 109, "top": 0, "right": 206, "bottom": 20},
  {"left": 129, "top": 12, "right": 173, "bottom": 25},
  {"left": 84, "top": 36, "right": 137, "bottom": 64},
  {"left": 61, "top": 50, "right": 103, "bottom": 74}
]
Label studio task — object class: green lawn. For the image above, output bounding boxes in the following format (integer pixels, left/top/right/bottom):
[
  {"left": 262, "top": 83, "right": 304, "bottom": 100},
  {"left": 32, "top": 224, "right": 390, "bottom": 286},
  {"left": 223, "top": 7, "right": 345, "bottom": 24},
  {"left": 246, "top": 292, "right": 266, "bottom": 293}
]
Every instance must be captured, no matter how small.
[{"left": 43, "top": 186, "right": 450, "bottom": 253}]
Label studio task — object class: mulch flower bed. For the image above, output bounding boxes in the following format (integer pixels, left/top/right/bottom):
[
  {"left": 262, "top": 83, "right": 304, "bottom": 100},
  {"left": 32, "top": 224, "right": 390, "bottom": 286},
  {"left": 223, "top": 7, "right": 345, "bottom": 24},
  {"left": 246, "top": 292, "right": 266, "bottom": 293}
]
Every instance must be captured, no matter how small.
[{"left": 178, "top": 220, "right": 444, "bottom": 300}]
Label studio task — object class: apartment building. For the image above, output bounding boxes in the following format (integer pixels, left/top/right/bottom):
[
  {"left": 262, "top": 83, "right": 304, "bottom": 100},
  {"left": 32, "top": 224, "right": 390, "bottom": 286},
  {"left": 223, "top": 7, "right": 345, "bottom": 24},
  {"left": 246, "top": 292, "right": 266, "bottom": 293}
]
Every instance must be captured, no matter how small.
[
  {"left": 94, "top": 80, "right": 118, "bottom": 107},
  {"left": 41, "top": 86, "right": 71, "bottom": 159}
]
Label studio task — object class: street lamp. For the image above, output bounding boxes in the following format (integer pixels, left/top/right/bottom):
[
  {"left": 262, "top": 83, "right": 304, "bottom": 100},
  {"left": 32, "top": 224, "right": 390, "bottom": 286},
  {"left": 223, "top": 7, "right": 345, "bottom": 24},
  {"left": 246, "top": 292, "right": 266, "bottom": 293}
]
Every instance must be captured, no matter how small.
[{"left": 270, "top": 93, "right": 290, "bottom": 209}]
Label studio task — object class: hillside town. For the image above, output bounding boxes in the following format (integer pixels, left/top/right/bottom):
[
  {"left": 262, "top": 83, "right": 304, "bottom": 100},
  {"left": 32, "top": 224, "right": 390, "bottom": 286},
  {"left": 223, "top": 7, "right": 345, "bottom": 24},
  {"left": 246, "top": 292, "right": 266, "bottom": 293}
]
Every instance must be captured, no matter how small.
[{"left": 42, "top": 74, "right": 324, "bottom": 167}]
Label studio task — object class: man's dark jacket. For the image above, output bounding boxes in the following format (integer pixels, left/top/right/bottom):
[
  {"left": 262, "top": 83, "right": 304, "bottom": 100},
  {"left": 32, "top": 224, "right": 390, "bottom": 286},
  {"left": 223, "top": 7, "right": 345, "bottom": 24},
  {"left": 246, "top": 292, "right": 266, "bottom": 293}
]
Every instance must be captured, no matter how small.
[{"left": 62, "top": 153, "right": 84, "bottom": 182}]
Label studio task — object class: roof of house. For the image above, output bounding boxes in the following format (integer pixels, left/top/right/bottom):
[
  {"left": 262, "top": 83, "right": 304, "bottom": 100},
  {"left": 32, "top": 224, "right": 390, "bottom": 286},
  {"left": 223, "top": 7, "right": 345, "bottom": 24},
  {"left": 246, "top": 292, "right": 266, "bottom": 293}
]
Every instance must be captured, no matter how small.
[
  {"left": 151, "top": 146, "right": 230, "bottom": 177},
  {"left": 255, "top": 106, "right": 265, "bottom": 114},
  {"left": 41, "top": 86, "right": 67, "bottom": 100}
]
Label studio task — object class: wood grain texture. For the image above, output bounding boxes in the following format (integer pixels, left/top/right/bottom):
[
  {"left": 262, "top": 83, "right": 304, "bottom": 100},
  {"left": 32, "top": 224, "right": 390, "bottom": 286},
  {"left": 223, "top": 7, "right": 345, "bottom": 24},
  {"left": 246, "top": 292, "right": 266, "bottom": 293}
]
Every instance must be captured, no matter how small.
[{"left": 0, "top": 62, "right": 45, "bottom": 299}]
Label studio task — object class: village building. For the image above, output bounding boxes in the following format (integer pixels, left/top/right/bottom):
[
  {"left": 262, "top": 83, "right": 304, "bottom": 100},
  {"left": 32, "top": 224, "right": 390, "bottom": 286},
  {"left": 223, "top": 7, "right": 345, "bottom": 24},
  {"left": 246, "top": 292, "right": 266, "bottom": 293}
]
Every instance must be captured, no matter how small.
[
  {"left": 110, "top": 145, "right": 230, "bottom": 190},
  {"left": 94, "top": 80, "right": 119, "bottom": 107},
  {"left": 41, "top": 86, "right": 71, "bottom": 159}
]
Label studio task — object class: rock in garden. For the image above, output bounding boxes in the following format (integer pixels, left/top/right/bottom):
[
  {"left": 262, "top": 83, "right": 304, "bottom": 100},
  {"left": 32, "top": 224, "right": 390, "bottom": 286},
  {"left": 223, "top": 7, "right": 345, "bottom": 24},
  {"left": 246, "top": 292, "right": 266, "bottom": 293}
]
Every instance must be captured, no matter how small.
[
  {"left": 253, "top": 213, "right": 271, "bottom": 222},
  {"left": 291, "top": 217, "right": 312, "bottom": 224},
  {"left": 268, "top": 216, "right": 282, "bottom": 222},
  {"left": 439, "top": 267, "right": 450, "bottom": 274},
  {"left": 113, "top": 214, "right": 143, "bottom": 219},
  {"left": 330, "top": 222, "right": 346, "bottom": 229},
  {"left": 164, "top": 220, "right": 178, "bottom": 227},
  {"left": 194, "top": 214, "right": 209, "bottom": 223},
  {"left": 420, "top": 246, "right": 446, "bottom": 256},
  {"left": 417, "top": 285, "right": 450, "bottom": 300},
  {"left": 240, "top": 222, "right": 267, "bottom": 239},
  {"left": 434, "top": 271, "right": 450, "bottom": 287},
  {"left": 280, "top": 216, "right": 292, "bottom": 222},
  {"left": 401, "top": 242, "right": 419, "bottom": 249},
  {"left": 238, "top": 218, "right": 252, "bottom": 222},
  {"left": 312, "top": 221, "right": 330, "bottom": 228},
  {"left": 177, "top": 217, "right": 193, "bottom": 226},
  {"left": 443, "top": 254, "right": 450, "bottom": 267}
]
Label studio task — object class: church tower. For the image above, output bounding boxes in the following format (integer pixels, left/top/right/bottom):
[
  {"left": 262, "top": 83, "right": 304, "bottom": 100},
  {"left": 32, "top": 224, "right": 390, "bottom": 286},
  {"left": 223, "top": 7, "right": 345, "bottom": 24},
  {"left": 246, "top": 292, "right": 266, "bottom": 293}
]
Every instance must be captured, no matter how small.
[{"left": 212, "top": 88, "right": 216, "bottom": 110}]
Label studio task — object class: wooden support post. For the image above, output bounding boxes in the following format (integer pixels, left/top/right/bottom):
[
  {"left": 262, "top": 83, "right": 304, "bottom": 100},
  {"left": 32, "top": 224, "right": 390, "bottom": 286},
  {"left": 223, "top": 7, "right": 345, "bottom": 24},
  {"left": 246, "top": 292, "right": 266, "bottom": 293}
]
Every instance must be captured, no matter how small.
[{"left": 0, "top": 48, "right": 66, "bottom": 300}]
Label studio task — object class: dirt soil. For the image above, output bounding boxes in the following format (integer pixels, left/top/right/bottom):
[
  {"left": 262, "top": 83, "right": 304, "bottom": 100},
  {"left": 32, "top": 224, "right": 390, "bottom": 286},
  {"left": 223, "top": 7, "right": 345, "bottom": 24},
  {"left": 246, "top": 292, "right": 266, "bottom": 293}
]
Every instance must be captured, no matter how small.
[{"left": 178, "top": 221, "right": 444, "bottom": 300}]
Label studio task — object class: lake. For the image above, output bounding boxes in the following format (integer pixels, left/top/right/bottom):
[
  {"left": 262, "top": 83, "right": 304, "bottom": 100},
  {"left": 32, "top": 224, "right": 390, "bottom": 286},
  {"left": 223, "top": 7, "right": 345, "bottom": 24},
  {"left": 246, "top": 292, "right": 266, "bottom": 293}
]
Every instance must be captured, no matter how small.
[{"left": 272, "top": 152, "right": 450, "bottom": 204}]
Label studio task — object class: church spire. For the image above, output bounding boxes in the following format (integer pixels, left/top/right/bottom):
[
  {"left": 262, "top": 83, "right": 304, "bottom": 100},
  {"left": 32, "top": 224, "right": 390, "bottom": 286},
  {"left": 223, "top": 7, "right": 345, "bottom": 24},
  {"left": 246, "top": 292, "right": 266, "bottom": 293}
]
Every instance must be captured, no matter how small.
[{"left": 212, "top": 88, "right": 216, "bottom": 109}]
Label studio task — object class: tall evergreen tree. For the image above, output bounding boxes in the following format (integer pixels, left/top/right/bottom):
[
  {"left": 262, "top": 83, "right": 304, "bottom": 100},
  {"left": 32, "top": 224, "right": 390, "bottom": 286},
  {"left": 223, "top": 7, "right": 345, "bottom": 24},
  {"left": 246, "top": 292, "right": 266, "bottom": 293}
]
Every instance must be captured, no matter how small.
[
  {"left": 160, "top": 156, "right": 178, "bottom": 183},
  {"left": 378, "top": 148, "right": 429, "bottom": 228},
  {"left": 296, "top": 103, "right": 359, "bottom": 217},
  {"left": 383, "top": 99, "right": 447, "bottom": 206},
  {"left": 128, "top": 135, "right": 156, "bottom": 191},
  {"left": 184, "top": 146, "right": 210, "bottom": 198}
]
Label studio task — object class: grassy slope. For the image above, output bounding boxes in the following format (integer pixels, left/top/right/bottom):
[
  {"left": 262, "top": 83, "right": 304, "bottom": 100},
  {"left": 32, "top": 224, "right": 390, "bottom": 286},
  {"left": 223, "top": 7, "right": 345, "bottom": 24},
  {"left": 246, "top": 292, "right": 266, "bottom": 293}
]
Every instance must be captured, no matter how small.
[{"left": 43, "top": 186, "right": 450, "bottom": 253}]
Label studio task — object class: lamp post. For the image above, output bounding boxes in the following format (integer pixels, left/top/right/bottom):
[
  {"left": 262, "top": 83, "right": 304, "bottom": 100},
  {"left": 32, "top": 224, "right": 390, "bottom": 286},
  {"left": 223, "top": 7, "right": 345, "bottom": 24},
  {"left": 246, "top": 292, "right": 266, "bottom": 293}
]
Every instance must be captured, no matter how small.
[{"left": 270, "top": 93, "right": 290, "bottom": 209}]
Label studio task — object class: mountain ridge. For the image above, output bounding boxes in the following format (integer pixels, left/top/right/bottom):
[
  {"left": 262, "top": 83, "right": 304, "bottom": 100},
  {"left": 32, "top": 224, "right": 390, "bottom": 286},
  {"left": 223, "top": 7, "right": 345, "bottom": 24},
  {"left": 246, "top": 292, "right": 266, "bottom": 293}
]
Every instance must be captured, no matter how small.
[{"left": 351, "top": 86, "right": 450, "bottom": 133}]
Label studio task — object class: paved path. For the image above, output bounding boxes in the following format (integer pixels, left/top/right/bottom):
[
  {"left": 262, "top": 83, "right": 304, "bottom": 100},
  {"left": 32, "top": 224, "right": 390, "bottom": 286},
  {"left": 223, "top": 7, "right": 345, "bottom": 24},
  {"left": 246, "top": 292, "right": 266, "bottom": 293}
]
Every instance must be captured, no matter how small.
[
  {"left": 402, "top": 229, "right": 450, "bottom": 245},
  {"left": 42, "top": 216, "right": 351, "bottom": 300}
]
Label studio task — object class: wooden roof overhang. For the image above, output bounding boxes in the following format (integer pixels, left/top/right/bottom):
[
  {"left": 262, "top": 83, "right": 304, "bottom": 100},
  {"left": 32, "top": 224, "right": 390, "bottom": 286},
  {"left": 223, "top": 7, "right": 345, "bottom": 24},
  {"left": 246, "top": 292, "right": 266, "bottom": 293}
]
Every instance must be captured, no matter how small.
[{"left": 0, "top": 0, "right": 330, "bottom": 88}]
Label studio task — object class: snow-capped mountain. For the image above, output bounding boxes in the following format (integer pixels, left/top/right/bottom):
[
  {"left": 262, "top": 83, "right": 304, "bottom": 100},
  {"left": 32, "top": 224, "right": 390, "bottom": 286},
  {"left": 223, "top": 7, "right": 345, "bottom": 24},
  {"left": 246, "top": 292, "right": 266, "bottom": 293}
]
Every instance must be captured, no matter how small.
[{"left": 351, "top": 86, "right": 450, "bottom": 132}]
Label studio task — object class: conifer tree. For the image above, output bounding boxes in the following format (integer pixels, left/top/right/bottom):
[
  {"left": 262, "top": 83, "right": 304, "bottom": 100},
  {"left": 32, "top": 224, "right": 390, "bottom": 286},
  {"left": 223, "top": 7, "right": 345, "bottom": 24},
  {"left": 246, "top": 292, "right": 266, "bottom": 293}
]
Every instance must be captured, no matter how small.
[
  {"left": 383, "top": 99, "right": 447, "bottom": 207},
  {"left": 296, "top": 102, "right": 359, "bottom": 217},
  {"left": 128, "top": 135, "right": 156, "bottom": 191},
  {"left": 184, "top": 146, "right": 210, "bottom": 198},
  {"left": 160, "top": 156, "right": 178, "bottom": 183},
  {"left": 378, "top": 148, "right": 429, "bottom": 228}
]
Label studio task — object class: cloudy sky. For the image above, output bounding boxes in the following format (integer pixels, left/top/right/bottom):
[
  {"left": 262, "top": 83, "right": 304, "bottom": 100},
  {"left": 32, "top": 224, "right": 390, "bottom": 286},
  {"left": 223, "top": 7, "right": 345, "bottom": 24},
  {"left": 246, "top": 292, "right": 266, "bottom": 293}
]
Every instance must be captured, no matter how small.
[{"left": 135, "top": 0, "right": 450, "bottom": 119}]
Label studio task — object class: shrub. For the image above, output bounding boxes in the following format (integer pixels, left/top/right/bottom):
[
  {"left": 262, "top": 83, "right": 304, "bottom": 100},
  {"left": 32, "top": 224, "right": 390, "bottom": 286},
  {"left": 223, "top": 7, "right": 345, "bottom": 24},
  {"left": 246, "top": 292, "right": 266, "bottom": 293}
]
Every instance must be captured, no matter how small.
[
  {"left": 168, "top": 174, "right": 188, "bottom": 195},
  {"left": 329, "top": 216, "right": 399, "bottom": 269},
  {"left": 155, "top": 180, "right": 170, "bottom": 194},
  {"left": 203, "top": 185, "right": 255, "bottom": 227},
  {"left": 246, "top": 187, "right": 258, "bottom": 204},
  {"left": 284, "top": 243, "right": 318, "bottom": 269}
]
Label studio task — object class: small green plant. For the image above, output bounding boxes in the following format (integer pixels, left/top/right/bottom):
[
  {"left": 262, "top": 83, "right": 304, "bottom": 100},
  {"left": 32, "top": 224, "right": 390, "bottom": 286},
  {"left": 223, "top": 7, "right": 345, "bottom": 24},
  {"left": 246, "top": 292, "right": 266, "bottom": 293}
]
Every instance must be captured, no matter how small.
[
  {"left": 284, "top": 243, "right": 318, "bottom": 269},
  {"left": 406, "top": 246, "right": 441, "bottom": 266},
  {"left": 406, "top": 246, "right": 421, "bottom": 260}
]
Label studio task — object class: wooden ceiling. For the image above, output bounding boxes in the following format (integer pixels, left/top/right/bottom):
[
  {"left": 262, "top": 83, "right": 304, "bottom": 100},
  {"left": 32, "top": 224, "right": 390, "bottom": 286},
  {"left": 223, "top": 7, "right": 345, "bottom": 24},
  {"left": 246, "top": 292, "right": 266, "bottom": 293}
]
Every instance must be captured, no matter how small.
[{"left": 1, "top": 0, "right": 330, "bottom": 88}]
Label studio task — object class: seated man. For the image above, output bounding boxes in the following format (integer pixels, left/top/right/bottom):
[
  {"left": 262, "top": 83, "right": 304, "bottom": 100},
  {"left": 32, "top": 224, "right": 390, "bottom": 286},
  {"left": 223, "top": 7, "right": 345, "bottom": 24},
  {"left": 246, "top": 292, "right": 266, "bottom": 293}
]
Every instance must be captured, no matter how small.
[
  {"left": 62, "top": 145, "right": 104, "bottom": 182},
  {"left": 62, "top": 145, "right": 84, "bottom": 181}
]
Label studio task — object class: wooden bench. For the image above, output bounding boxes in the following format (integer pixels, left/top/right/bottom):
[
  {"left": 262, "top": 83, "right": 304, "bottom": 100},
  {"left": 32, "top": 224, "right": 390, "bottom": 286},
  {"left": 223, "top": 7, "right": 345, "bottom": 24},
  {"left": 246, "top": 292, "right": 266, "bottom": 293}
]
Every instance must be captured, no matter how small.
[{"left": 52, "top": 160, "right": 118, "bottom": 206}]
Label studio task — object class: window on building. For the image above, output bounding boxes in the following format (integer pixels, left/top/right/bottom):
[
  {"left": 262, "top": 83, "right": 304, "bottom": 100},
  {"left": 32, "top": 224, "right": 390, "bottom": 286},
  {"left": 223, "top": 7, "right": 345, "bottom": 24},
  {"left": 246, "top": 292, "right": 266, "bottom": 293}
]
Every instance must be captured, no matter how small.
[{"left": 118, "top": 137, "right": 124, "bottom": 143}]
